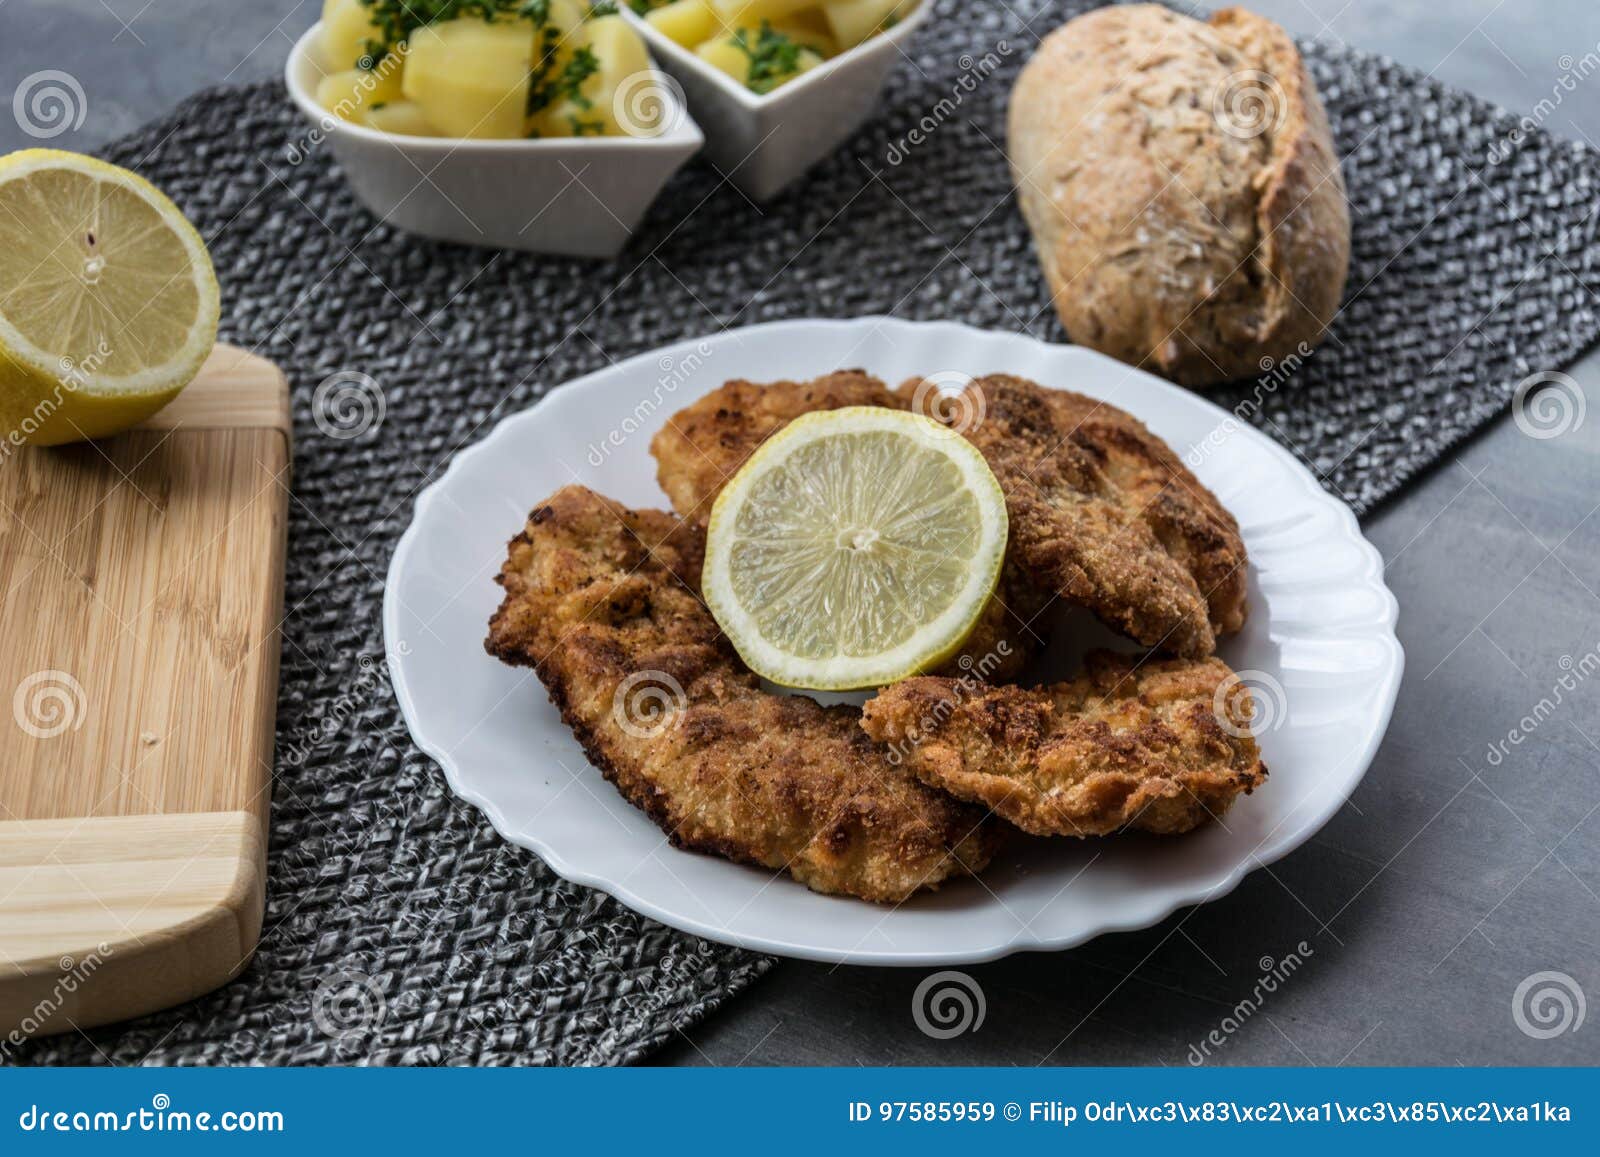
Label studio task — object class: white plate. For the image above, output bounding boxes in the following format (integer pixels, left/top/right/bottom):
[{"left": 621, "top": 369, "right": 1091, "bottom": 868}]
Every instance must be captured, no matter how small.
[{"left": 383, "top": 318, "right": 1402, "bottom": 965}]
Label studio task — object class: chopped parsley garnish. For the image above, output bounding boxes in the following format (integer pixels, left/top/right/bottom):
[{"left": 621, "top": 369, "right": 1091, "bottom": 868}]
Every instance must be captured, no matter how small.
[
  {"left": 733, "top": 21, "right": 803, "bottom": 95},
  {"left": 358, "top": 0, "right": 527, "bottom": 66},
  {"left": 528, "top": 44, "right": 601, "bottom": 115}
]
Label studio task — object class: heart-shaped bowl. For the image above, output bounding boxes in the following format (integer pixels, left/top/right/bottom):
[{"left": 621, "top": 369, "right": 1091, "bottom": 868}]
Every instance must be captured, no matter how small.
[
  {"left": 625, "top": 1, "right": 931, "bottom": 201},
  {"left": 284, "top": 22, "right": 704, "bottom": 258}
]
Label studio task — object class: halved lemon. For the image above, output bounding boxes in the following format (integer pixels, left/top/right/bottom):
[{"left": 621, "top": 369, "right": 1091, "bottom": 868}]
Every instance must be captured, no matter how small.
[
  {"left": 703, "top": 406, "right": 1009, "bottom": 690},
  {"left": 0, "top": 149, "right": 220, "bottom": 446}
]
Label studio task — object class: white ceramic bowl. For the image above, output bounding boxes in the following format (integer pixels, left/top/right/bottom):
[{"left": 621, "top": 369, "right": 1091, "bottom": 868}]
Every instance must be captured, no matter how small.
[
  {"left": 384, "top": 317, "right": 1404, "bottom": 965},
  {"left": 625, "top": 2, "right": 931, "bottom": 200},
  {"left": 284, "top": 24, "right": 704, "bottom": 258}
]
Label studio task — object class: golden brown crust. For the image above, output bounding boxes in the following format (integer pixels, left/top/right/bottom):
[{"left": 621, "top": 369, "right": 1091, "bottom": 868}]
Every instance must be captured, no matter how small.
[
  {"left": 1007, "top": 4, "right": 1351, "bottom": 386},
  {"left": 861, "top": 651, "right": 1267, "bottom": 837},
  {"left": 650, "top": 371, "right": 907, "bottom": 519},
  {"left": 650, "top": 374, "right": 1047, "bottom": 680},
  {"left": 904, "top": 374, "right": 1248, "bottom": 656},
  {"left": 484, "top": 485, "right": 1003, "bottom": 903}
]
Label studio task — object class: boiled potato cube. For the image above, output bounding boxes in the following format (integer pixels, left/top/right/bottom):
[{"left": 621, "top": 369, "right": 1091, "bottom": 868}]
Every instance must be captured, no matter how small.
[
  {"left": 713, "top": 0, "right": 817, "bottom": 24},
  {"left": 364, "top": 100, "right": 440, "bottom": 137},
  {"left": 402, "top": 18, "right": 537, "bottom": 139},
  {"left": 822, "top": 0, "right": 906, "bottom": 49},
  {"left": 695, "top": 38, "right": 751, "bottom": 85},
  {"left": 529, "top": 14, "right": 654, "bottom": 137},
  {"left": 646, "top": 0, "right": 721, "bottom": 49},
  {"left": 316, "top": 67, "right": 404, "bottom": 122},
  {"left": 754, "top": 20, "right": 835, "bottom": 56},
  {"left": 534, "top": 96, "right": 620, "bottom": 138},
  {"left": 574, "top": 16, "right": 655, "bottom": 134},
  {"left": 525, "top": 0, "right": 599, "bottom": 124},
  {"left": 699, "top": 27, "right": 823, "bottom": 93},
  {"left": 584, "top": 14, "right": 653, "bottom": 86},
  {"left": 321, "top": 0, "right": 383, "bottom": 69}
]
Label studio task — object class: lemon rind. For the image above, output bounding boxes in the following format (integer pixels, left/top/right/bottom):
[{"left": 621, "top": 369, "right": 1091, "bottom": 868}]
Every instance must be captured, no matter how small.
[
  {"left": 0, "top": 148, "right": 220, "bottom": 398},
  {"left": 702, "top": 406, "right": 1009, "bottom": 691}
]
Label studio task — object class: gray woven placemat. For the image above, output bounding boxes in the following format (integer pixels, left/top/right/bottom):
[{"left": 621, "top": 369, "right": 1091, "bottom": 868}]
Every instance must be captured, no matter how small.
[{"left": 15, "top": 0, "right": 1600, "bottom": 1066}]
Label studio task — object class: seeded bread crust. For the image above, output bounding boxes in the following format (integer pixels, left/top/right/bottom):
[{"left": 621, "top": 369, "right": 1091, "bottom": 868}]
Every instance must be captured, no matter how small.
[{"left": 1008, "top": 4, "right": 1351, "bottom": 387}]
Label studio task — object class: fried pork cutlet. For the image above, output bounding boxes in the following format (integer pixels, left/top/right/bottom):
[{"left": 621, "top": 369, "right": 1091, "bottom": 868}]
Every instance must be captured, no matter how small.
[
  {"left": 649, "top": 373, "right": 1046, "bottom": 681},
  {"left": 902, "top": 374, "right": 1248, "bottom": 658},
  {"left": 484, "top": 485, "right": 1003, "bottom": 903},
  {"left": 651, "top": 372, "right": 905, "bottom": 518},
  {"left": 861, "top": 651, "right": 1267, "bottom": 837}
]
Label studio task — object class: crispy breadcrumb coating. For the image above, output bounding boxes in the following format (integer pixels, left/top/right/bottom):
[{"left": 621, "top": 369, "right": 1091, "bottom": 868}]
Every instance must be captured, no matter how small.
[
  {"left": 861, "top": 651, "right": 1266, "bottom": 837},
  {"left": 650, "top": 372, "right": 1046, "bottom": 680},
  {"left": 901, "top": 374, "right": 1248, "bottom": 658},
  {"left": 485, "top": 485, "right": 1003, "bottom": 903}
]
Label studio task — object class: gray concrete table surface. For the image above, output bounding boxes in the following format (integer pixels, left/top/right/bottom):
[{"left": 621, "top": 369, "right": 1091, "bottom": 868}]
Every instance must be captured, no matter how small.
[{"left": 3, "top": 1, "right": 1598, "bottom": 1066}]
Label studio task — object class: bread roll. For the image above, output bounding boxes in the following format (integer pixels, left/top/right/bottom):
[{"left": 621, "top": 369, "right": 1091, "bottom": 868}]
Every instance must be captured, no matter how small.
[{"left": 1008, "top": 5, "right": 1350, "bottom": 386}]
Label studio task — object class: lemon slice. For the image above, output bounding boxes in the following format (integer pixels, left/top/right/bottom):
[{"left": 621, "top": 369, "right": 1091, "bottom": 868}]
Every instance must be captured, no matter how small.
[
  {"left": 0, "top": 149, "right": 220, "bottom": 446},
  {"left": 703, "top": 406, "right": 1009, "bottom": 690}
]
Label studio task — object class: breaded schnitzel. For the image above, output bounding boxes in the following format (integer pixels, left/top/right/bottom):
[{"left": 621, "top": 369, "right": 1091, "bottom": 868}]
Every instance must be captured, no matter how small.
[
  {"left": 654, "top": 372, "right": 1247, "bottom": 663},
  {"left": 484, "top": 485, "right": 1003, "bottom": 903},
  {"left": 652, "top": 372, "right": 905, "bottom": 519},
  {"left": 902, "top": 374, "right": 1248, "bottom": 658},
  {"left": 860, "top": 651, "right": 1266, "bottom": 837},
  {"left": 651, "top": 372, "right": 1046, "bottom": 681}
]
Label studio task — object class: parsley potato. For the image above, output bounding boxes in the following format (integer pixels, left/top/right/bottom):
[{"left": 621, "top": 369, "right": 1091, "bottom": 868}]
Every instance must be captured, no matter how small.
[
  {"left": 638, "top": 0, "right": 915, "bottom": 95},
  {"left": 317, "top": 0, "right": 665, "bottom": 139}
]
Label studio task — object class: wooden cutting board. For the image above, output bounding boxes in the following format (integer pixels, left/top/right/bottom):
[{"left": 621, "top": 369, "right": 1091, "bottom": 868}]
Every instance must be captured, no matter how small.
[{"left": 0, "top": 344, "right": 289, "bottom": 1038}]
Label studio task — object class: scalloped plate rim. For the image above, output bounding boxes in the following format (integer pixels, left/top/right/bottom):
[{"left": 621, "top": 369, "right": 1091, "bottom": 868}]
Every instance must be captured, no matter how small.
[{"left": 383, "top": 316, "right": 1403, "bottom": 965}]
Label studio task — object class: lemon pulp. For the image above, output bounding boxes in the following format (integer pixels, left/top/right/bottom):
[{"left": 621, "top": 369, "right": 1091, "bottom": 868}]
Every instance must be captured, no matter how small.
[
  {"left": 703, "top": 407, "right": 1008, "bottom": 690},
  {"left": 0, "top": 149, "right": 219, "bottom": 446}
]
